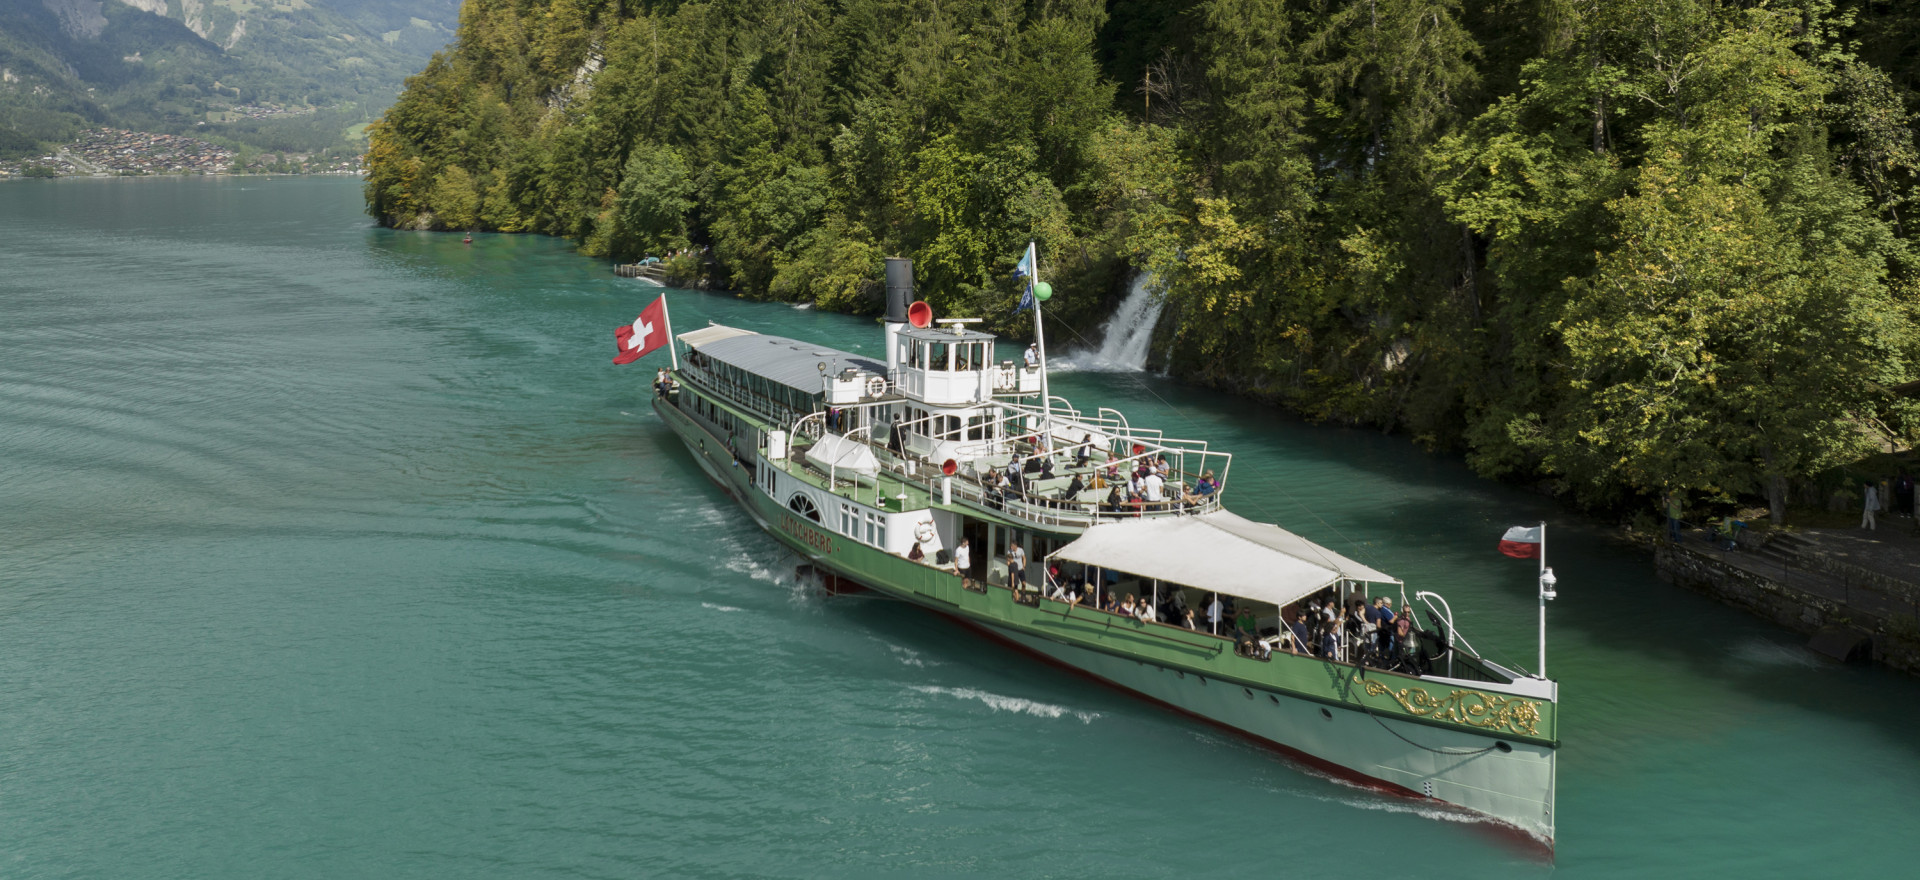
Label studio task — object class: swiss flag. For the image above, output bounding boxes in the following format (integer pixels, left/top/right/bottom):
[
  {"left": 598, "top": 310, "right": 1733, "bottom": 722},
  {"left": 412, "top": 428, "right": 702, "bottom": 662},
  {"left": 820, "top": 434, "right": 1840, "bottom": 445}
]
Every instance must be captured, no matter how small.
[
  {"left": 614, "top": 295, "right": 670, "bottom": 365},
  {"left": 1497, "top": 525, "right": 1543, "bottom": 559}
]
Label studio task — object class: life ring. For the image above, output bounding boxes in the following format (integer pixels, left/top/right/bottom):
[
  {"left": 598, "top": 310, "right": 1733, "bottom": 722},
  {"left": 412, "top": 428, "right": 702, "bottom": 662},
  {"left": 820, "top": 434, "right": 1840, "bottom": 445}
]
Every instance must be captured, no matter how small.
[
  {"left": 914, "top": 520, "right": 936, "bottom": 544},
  {"left": 865, "top": 375, "right": 889, "bottom": 398}
]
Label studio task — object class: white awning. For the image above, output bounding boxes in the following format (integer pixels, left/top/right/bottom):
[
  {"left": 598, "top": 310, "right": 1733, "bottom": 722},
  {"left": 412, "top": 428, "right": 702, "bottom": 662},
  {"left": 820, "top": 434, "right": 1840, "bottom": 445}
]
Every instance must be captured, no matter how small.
[
  {"left": 678, "top": 324, "right": 758, "bottom": 347},
  {"left": 804, "top": 432, "right": 879, "bottom": 477},
  {"left": 1048, "top": 510, "right": 1397, "bottom": 608}
]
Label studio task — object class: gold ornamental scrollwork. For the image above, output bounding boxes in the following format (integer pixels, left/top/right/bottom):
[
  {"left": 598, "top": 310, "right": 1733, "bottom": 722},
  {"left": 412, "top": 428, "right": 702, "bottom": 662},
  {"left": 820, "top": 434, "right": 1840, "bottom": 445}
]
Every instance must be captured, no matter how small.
[{"left": 1362, "top": 680, "right": 1543, "bottom": 738}]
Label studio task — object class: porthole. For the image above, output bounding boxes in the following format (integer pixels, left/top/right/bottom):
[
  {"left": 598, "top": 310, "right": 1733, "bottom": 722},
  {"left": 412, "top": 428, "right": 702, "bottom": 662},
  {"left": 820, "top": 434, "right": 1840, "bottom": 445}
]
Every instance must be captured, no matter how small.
[
  {"left": 1320, "top": 708, "right": 1333, "bottom": 720},
  {"left": 1175, "top": 670, "right": 1184, "bottom": 679},
  {"left": 1268, "top": 695, "right": 1280, "bottom": 705},
  {"left": 1243, "top": 688, "right": 1254, "bottom": 700},
  {"left": 1495, "top": 741, "right": 1513, "bottom": 753}
]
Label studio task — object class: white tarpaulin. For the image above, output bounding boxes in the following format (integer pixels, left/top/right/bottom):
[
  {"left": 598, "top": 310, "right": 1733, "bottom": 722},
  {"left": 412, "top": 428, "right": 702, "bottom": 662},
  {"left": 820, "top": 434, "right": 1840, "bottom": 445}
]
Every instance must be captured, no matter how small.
[
  {"left": 805, "top": 432, "right": 879, "bottom": 477},
  {"left": 1049, "top": 510, "right": 1398, "bottom": 608}
]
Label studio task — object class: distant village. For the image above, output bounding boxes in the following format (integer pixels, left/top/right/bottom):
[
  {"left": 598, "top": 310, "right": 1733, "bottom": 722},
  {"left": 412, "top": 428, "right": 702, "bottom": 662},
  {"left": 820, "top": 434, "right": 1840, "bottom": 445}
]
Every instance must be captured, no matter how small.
[{"left": 0, "top": 128, "right": 363, "bottom": 178}]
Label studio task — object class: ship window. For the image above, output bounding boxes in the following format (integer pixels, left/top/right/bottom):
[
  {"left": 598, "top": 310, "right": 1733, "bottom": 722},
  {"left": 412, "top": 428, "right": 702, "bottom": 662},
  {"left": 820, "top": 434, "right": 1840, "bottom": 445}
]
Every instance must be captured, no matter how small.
[
  {"left": 840, "top": 503, "right": 857, "bottom": 537},
  {"left": 931, "top": 342, "right": 949, "bottom": 371},
  {"left": 788, "top": 493, "right": 821, "bottom": 522}
]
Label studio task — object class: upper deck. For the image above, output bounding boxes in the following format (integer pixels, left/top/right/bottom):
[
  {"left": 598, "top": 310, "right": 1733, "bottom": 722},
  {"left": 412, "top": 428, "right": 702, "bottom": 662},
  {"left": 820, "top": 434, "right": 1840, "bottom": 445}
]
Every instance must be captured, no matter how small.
[{"left": 671, "top": 322, "right": 1232, "bottom": 534}]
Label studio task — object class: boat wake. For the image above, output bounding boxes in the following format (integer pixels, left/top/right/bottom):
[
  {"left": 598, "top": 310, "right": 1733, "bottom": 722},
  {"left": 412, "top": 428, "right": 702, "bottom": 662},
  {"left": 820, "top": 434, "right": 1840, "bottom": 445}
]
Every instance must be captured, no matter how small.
[
  {"left": 701, "top": 602, "right": 745, "bottom": 612},
  {"left": 880, "top": 642, "right": 940, "bottom": 668},
  {"left": 910, "top": 685, "right": 1100, "bottom": 723}
]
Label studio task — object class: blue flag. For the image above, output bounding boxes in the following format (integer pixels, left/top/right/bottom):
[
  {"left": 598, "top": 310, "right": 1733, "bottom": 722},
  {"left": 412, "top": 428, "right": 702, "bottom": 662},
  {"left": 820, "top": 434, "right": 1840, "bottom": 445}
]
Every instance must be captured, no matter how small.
[
  {"left": 1015, "top": 288, "right": 1035, "bottom": 314},
  {"left": 1013, "top": 243, "right": 1034, "bottom": 280}
]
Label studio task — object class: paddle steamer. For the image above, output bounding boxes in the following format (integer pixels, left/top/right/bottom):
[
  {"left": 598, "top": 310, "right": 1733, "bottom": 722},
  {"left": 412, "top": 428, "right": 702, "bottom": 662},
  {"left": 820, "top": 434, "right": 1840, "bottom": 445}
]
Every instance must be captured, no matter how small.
[{"left": 644, "top": 258, "right": 1559, "bottom": 851}]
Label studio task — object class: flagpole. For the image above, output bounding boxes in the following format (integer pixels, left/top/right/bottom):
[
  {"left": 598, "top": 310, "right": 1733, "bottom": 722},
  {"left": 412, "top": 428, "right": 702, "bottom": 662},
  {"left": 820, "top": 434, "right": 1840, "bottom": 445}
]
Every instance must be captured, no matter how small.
[
  {"left": 660, "top": 294, "right": 680, "bottom": 370},
  {"left": 1029, "top": 242, "right": 1052, "bottom": 453},
  {"left": 1538, "top": 520, "right": 1548, "bottom": 679}
]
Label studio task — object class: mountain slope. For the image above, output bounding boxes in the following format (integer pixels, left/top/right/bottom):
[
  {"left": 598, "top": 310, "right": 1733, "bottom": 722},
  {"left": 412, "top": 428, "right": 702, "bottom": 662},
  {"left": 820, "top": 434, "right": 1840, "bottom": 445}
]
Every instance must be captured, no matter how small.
[{"left": 0, "top": 0, "right": 461, "bottom": 156}]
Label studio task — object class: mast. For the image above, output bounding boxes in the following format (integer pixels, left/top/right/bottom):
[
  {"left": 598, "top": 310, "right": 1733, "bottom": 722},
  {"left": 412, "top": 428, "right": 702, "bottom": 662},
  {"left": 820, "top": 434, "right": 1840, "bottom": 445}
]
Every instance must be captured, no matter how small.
[{"left": 1028, "top": 241, "right": 1052, "bottom": 452}]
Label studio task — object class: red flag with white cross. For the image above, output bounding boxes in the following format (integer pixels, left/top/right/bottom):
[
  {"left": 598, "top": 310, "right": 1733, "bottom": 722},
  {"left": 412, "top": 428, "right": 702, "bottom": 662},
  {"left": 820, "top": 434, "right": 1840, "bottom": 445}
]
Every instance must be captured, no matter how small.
[{"left": 614, "top": 295, "right": 670, "bottom": 365}]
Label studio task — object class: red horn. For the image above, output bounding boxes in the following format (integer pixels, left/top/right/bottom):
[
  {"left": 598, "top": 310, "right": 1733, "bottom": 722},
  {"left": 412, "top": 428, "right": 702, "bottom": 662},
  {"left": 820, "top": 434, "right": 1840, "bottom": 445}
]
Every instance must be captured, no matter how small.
[
  {"left": 942, "top": 458, "right": 958, "bottom": 476},
  {"left": 908, "top": 301, "right": 932, "bottom": 329}
]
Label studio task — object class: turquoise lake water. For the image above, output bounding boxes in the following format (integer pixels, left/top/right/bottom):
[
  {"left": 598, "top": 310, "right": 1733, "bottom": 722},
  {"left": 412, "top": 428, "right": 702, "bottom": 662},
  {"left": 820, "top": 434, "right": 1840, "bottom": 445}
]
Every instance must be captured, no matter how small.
[{"left": 3, "top": 177, "right": 1918, "bottom": 878}]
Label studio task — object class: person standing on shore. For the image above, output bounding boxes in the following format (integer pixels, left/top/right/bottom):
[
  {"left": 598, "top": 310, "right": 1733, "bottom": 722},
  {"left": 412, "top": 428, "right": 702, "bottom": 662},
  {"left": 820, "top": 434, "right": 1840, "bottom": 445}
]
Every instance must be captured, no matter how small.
[
  {"left": 1863, "top": 481, "right": 1880, "bottom": 530},
  {"left": 1665, "top": 490, "right": 1684, "bottom": 542}
]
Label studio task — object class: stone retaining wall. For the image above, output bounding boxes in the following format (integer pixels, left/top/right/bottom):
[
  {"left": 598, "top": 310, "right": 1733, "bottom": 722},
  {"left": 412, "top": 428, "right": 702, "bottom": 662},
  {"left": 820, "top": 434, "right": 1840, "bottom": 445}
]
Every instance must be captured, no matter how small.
[{"left": 1656, "top": 544, "right": 1920, "bottom": 676}]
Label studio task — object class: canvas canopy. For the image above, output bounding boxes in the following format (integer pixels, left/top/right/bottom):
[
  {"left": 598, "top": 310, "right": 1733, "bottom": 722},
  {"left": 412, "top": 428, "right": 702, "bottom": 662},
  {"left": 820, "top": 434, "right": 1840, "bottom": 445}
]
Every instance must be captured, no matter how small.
[
  {"left": 677, "top": 324, "right": 758, "bottom": 347},
  {"left": 805, "top": 432, "right": 880, "bottom": 477},
  {"left": 1049, "top": 511, "right": 1398, "bottom": 609}
]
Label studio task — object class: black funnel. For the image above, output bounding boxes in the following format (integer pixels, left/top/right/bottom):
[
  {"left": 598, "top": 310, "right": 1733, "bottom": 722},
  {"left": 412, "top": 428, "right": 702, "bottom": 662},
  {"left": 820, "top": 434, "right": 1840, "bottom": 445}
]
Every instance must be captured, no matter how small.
[{"left": 884, "top": 257, "right": 914, "bottom": 323}]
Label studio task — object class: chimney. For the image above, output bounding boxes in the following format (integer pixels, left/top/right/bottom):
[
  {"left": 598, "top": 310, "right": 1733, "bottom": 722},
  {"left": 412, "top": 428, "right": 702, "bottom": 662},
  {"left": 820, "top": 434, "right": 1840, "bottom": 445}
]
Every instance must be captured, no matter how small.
[{"left": 884, "top": 257, "right": 914, "bottom": 323}]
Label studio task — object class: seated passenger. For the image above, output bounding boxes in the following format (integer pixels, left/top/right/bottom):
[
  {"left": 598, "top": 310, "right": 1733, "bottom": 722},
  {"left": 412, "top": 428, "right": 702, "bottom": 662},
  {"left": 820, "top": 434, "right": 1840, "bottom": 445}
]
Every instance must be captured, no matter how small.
[
  {"left": 1235, "top": 606, "right": 1257, "bottom": 640},
  {"left": 1104, "top": 484, "right": 1126, "bottom": 513},
  {"left": 1062, "top": 473, "right": 1085, "bottom": 500},
  {"left": 1136, "top": 599, "right": 1157, "bottom": 623},
  {"left": 907, "top": 542, "right": 925, "bottom": 563},
  {"left": 1039, "top": 458, "right": 1056, "bottom": 480},
  {"left": 1024, "top": 455, "right": 1045, "bottom": 475},
  {"left": 1181, "top": 609, "right": 1198, "bottom": 630},
  {"left": 1119, "top": 595, "right": 1136, "bottom": 617},
  {"left": 1101, "top": 592, "right": 1119, "bottom": 614}
]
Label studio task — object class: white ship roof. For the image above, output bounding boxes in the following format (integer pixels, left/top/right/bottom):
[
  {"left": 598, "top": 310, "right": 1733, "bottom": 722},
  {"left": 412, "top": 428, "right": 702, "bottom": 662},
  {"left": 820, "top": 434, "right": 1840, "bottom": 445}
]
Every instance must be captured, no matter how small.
[
  {"left": 1050, "top": 510, "right": 1398, "bottom": 607},
  {"left": 681, "top": 326, "right": 887, "bottom": 396}
]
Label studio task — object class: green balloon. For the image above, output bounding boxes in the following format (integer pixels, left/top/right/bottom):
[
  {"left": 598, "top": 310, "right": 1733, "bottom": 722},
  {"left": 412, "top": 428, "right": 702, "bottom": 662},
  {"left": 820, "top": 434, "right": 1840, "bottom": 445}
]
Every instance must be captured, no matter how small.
[{"left": 1033, "top": 281, "right": 1053, "bottom": 301}]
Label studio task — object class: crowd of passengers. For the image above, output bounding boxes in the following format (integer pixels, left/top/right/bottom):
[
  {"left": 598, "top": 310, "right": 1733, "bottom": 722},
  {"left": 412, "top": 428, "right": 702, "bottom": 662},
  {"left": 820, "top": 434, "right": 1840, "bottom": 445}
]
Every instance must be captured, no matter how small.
[
  {"left": 1033, "top": 566, "right": 1428, "bottom": 671},
  {"left": 977, "top": 433, "right": 1219, "bottom": 514}
]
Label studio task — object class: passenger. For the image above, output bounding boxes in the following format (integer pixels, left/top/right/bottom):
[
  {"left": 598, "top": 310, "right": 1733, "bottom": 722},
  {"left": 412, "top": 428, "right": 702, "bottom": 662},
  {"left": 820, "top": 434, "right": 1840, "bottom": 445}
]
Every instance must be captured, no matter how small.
[
  {"left": 952, "top": 538, "right": 971, "bottom": 575},
  {"left": 1141, "top": 469, "right": 1166, "bottom": 508},
  {"left": 1183, "top": 470, "right": 1218, "bottom": 508},
  {"left": 908, "top": 542, "right": 925, "bottom": 563},
  {"left": 1024, "top": 455, "right": 1046, "bottom": 475},
  {"left": 1024, "top": 343, "right": 1039, "bottom": 369},
  {"left": 1062, "top": 473, "right": 1085, "bottom": 501},
  {"left": 1006, "top": 541, "right": 1027, "bottom": 589},
  {"left": 1206, "top": 594, "right": 1225, "bottom": 635},
  {"left": 1319, "top": 620, "right": 1340, "bottom": 659},
  {"left": 1372, "top": 597, "right": 1397, "bottom": 654},
  {"left": 1075, "top": 434, "right": 1093, "bottom": 468},
  {"left": 1235, "top": 606, "right": 1257, "bottom": 640},
  {"left": 1101, "top": 592, "right": 1120, "bottom": 614},
  {"left": 1181, "top": 609, "right": 1198, "bottom": 630},
  {"left": 1395, "top": 606, "right": 1414, "bottom": 660},
  {"left": 1119, "top": 595, "right": 1137, "bottom": 618},
  {"left": 1045, "top": 563, "right": 1063, "bottom": 593},
  {"left": 1136, "top": 598, "right": 1158, "bottom": 623},
  {"left": 1104, "top": 483, "right": 1126, "bottom": 514},
  {"left": 1289, "top": 616, "right": 1312, "bottom": 654},
  {"left": 1040, "top": 458, "right": 1056, "bottom": 480}
]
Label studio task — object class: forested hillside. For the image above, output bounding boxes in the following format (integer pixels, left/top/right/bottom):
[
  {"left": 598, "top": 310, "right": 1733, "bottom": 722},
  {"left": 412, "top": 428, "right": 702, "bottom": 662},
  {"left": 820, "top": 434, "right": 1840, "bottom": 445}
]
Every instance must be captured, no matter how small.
[{"left": 366, "top": 0, "right": 1920, "bottom": 518}]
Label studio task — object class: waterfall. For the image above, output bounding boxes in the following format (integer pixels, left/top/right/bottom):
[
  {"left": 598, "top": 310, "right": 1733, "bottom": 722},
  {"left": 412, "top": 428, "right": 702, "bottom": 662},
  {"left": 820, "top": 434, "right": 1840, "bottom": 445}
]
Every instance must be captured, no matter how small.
[{"left": 1055, "top": 273, "right": 1164, "bottom": 372}]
